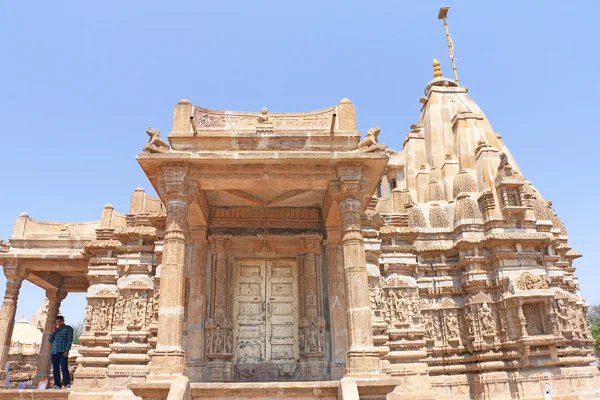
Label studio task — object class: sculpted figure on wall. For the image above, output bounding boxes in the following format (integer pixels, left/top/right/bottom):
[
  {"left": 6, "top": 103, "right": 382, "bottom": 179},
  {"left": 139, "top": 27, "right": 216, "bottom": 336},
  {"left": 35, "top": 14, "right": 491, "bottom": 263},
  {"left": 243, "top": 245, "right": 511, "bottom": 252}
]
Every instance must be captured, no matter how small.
[
  {"left": 84, "top": 298, "right": 115, "bottom": 333},
  {"left": 84, "top": 304, "right": 92, "bottom": 329},
  {"left": 523, "top": 303, "right": 543, "bottom": 336},
  {"left": 257, "top": 107, "right": 269, "bottom": 124},
  {"left": 556, "top": 299, "right": 571, "bottom": 332},
  {"left": 151, "top": 288, "right": 159, "bottom": 324},
  {"left": 0, "top": 237, "right": 9, "bottom": 252},
  {"left": 206, "top": 317, "right": 233, "bottom": 357},
  {"left": 373, "top": 285, "right": 385, "bottom": 316},
  {"left": 515, "top": 272, "right": 549, "bottom": 290},
  {"left": 114, "top": 295, "right": 125, "bottom": 322},
  {"left": 355, "top": 127, "right": 388, "bottom": 152},
  {"left": 422, "top": 312, "right": 441, "bottom": 341},
  {"left": 143, "top": 127, "right": 171, "bottom": 154},
  {"left": 370, "top": 279, "right": 422, "bottom": 329},
  {"left": 479, "top": 303, "right": 496, "bottom": 336},
  {"left": 444, "top": 312, "right": 460, "bottom": 340},
  {"left": 299, "top": 317, "right": 325, "bottom": 354}
]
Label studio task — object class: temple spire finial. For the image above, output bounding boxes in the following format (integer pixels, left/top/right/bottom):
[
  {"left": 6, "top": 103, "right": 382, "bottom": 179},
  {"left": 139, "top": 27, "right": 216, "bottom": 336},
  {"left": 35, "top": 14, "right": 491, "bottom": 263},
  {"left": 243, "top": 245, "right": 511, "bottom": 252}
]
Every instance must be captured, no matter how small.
[
  {"left": 438, "top": 6, "right": 460, "bottom": 85},
  {"left": 433, "top": 58, "right": 443, "bottom": 78}
]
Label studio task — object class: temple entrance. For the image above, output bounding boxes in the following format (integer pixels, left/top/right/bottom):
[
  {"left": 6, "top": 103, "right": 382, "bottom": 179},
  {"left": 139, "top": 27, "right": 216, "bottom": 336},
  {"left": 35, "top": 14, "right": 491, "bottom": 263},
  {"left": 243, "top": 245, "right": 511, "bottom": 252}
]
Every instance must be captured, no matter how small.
[{"left": 233, "top": 260, "right": 299, "bottom": 370}]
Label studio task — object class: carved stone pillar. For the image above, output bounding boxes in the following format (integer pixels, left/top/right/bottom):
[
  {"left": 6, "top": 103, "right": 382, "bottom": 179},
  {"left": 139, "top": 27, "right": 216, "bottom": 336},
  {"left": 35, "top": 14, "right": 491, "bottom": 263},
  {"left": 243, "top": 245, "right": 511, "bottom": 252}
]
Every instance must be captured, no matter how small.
[
  {"left": 187, "top": 226, "right": 208, "bottom": 382},
  {"left": 206, "top": 237, "right": 233, "bottom": 382},
  {"left": 298, "top": 236, "right": 326, "bottom": 381},
  {"left": 73, "top": 235, "right": 119, "bottom": 392},
  {"left": 337, "top": 169, "right": 380, "bottom": 376},
  {"left": 325, "top": 228, "right": 348, "bottom": 380},
  {"left": 0, "top": 264, "right": 28, "bottom": 371},
  {"left": 107, "top": 225, "right": 156, "bottom": 387},
  {"left": 149, "top": 164, "right": 195, "bottom": 381},
  {"left": 34, "top": 289, "right": 67, "bottom": 386}
]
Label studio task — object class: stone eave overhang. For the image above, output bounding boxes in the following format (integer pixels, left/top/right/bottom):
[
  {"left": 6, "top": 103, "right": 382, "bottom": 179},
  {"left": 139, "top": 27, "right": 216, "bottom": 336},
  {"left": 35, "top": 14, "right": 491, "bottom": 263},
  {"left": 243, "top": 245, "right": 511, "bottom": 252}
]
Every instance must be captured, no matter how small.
[{"left": 137, "top": 150, "right": 389, "bottom": 214}]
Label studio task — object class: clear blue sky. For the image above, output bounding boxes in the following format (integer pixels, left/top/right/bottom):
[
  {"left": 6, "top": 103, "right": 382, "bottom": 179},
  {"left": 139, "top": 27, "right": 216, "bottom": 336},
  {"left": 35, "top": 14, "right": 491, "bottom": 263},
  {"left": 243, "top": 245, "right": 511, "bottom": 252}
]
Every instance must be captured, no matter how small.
[{"left": 1, "top": 1, "right": 599, "bottom": 325}]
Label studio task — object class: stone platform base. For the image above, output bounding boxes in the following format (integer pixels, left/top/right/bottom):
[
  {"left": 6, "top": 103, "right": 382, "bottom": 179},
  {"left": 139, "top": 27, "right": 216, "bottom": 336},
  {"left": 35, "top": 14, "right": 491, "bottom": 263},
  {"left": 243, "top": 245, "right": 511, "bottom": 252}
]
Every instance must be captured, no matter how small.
[
  {"left": 5, "top": 365, "right": 600, "bottom": 400},
  {"left": 129, "top": 381, "right": 339, "bottom": 400},
  {"left": 0, "top": 390, "right": 70, "bottom": 399}
]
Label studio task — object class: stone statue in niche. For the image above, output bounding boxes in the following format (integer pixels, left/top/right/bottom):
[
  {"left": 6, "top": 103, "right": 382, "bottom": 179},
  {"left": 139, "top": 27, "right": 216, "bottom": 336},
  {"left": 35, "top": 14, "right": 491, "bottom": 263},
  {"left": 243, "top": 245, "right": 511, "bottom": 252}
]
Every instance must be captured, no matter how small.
[
  {"left": 96, "top": 300, "right": 108, "bottom": 331},
  {"left": 299, "top": 317, "right": 325, "bottom": 354},
  {"left": 84, "top": 304, "right": 92, "bottom": 329},
  {"left": 445, "top": 312, "right": 460, "bottom": 340},
  {"left": 143, "top": 127, "right": 171, "bottom": 154},
  {"left": 131, "top": 292, "right": 142, "bottom": 326},
  {"left": 87, "top": 299, "right": 114, "bottom": 332},
  {"left": 226, "top": 328, "right": 233, "bottom": 353},
  {"left": 479, "top": 303, "right": 496, "bottom": 336},
  {"left": 151, "top": 289, "right": 159, "bottom": 324},
  {"left": 120, "top": 291, "right": 148, "bottom": 328},
  {"left": 523, "top": 304, "right": 543, "bottom": 336},
  {"left": 422, "top": 313, "right": 435, "bottom": 340},
  {"left": 373, "top": 285, "right": 385, "bottom": 315},
  {"left": 206, "top": 317, "right": 233, "bottom": 357},
  {"left": 214, "top": 326, "right": 224, "bottom": 353},
  {"left": 114, "top": 295, "right": 125, "bottom": 322},
  {"left": 556, "top": 299, "right": 571, "bottom": 332}
]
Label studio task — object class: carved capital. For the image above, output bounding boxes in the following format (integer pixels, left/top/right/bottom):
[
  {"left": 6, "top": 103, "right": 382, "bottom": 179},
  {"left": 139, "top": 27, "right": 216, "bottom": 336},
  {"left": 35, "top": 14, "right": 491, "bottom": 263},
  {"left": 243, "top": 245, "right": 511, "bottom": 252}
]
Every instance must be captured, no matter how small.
[
  {"left": 3, "top": 264, "right": 29, "bottom": 281},
  {"left": 325, "top": 227, "right": 342, "bottom": 245},
  {"left": 339, "top": 181, "right": 362, "bottom": 202},
  {"left": 157, "top": 163, "right": 198, "bottom": 202},
  {"left": 209, "top": 236, "right": 231, "bottom": 254},
  {"left": 189, "top": 226, "right": 208, "bottom": 242},
  {"left": 337, "top": 165, "right": 363, "bottom": 182},
  {"left": 299, "top": 236, "right": 322, "bottom": 254},
  {"left": 46, "top": 289, "right": 68, "bottom": 303}
]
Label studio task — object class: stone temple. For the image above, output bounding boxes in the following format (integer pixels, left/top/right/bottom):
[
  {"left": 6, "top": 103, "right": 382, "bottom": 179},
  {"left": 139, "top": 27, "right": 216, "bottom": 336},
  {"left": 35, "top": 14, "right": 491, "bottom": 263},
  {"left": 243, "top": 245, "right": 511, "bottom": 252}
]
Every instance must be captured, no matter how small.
[{"left": 0, "top": 62, "right": 598, "bottom": 400}]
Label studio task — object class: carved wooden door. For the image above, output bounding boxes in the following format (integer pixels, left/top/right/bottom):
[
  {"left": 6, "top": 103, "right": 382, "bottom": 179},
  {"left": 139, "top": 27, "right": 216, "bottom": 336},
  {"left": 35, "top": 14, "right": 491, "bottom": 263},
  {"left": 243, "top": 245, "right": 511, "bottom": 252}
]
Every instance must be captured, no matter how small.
[
  {"left": 234, "top": 260, "right": 298, "bottom": 365},
  {"left": 265, "top": 260, "right": 298, "bottom": 364},
  {"left": 234, "top": 260, "right": 266, "bottom": 364}
]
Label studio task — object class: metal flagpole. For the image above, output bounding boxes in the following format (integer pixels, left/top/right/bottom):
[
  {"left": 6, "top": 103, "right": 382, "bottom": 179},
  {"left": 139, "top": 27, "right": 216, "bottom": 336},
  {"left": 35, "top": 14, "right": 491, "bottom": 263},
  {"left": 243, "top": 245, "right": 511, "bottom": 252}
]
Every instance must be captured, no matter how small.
[{"left": 438, "top": 6, "right": 460, "bottom": 85}]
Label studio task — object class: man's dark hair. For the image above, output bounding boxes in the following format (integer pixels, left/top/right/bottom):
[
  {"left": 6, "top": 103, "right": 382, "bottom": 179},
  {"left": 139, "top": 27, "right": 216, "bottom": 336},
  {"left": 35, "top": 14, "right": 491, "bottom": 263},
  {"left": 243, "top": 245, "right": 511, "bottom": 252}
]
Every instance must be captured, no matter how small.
[{"left": 56, "top": 316, "right": 65, "bottom": 321}]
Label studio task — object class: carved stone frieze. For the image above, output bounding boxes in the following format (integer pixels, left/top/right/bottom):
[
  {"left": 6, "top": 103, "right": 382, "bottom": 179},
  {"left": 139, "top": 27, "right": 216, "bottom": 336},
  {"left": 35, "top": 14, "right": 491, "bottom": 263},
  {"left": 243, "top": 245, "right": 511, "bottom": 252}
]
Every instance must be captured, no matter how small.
[
  {"left": 515, "top": 272, "right": 549, "bottom": 290},
  {"left": 193, "top": 105, "right": 336, "bottom": 131},
  {"left": 210, "top": 207, "right": 322, "bottom": 229}
]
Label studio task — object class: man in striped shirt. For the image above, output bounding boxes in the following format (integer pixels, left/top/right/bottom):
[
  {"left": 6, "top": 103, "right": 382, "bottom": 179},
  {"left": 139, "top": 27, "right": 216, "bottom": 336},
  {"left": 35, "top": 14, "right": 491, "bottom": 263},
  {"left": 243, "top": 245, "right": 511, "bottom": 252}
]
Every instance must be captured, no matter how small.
[{"left": 48, "top": 316, "right": 73, "bottom": 389}]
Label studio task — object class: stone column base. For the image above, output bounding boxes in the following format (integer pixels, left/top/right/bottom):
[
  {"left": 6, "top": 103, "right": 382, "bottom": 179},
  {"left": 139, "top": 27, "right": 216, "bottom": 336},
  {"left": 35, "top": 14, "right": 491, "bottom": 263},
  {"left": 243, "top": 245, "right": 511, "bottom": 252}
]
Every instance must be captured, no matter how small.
[
  {"left": 147, "top": 351, "right": 187, "bottom": 381},
  {"left": 207, "top": 361, "right": 233, "bottom": 382},
  {"left": 345, "top": 350, "right": 382, "bottom": 378},
  {"left": 299, "top": 360, "right": 328, "bottom": 381},
  {"left": 330, "top": 363, "right": 346, "bottom": 380}
]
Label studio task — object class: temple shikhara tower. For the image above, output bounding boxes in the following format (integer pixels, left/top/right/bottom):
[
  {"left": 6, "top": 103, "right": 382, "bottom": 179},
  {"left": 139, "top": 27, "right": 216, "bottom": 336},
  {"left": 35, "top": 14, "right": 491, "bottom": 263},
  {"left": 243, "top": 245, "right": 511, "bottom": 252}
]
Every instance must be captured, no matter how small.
[{"left": 0, "top": 61, "right": 599, "bottom": 400}]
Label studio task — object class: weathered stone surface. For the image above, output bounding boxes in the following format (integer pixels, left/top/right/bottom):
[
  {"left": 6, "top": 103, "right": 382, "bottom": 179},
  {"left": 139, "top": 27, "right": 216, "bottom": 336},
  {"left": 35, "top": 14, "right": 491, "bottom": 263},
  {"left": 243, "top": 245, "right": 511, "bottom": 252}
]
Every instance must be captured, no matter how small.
[{"left": 0, "top": 67, "right": 598, "bottom": 400}]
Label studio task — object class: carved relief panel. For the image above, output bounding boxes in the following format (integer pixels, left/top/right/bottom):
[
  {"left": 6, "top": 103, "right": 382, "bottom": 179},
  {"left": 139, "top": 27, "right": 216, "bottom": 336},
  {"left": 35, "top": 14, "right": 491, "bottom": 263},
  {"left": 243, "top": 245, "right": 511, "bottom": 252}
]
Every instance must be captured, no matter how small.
[
  {"left": 84, "top": 297, "right": 115, "bottom": 334},
  {"left": 369, "top": 276, "right": 422, "bottom": 328}
]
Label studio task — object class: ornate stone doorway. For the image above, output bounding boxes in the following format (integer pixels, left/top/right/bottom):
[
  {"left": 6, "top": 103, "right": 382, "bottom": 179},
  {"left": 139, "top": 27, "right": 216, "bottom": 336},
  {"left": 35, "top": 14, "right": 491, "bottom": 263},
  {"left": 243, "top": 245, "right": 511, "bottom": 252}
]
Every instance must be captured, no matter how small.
[{"left": 233, "top": 259, "right": 299, "bottom": 380}]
